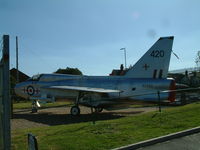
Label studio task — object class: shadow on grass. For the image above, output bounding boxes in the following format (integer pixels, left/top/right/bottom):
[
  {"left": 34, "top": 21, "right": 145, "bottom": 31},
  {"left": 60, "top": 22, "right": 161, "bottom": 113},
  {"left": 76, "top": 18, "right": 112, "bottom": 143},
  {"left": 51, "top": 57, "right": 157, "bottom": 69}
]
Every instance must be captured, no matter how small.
[
  {"left": 13, "top": 110, "right": 144, "bottom": 126},
  {"left": 13, "top": 104, "right": 71, "bottom": 113}
]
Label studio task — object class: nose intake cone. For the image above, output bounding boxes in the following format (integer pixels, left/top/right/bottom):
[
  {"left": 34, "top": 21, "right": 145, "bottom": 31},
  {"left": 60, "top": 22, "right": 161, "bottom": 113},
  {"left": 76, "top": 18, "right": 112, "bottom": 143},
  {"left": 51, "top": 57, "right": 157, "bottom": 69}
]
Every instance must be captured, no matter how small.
[
  {"left": 14, "top": 83, "right": 21, "bottom": 96},
  {"left": 14, "top": 82, "right": 28, "bottom": 99}
]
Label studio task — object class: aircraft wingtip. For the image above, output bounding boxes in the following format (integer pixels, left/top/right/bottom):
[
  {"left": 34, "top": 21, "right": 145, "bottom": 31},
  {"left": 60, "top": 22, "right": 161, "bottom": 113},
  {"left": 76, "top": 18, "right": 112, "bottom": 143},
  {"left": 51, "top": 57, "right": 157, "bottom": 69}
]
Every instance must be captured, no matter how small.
[{"left": 158, "top": 36, "right": 174, "bottom": 41}]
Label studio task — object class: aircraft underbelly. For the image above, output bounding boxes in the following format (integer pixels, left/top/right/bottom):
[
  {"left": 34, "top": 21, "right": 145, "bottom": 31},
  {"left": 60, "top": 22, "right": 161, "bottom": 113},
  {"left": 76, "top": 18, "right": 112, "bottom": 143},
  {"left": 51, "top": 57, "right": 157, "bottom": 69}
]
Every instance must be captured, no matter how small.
[{"left": 41, "top": 88, "right": 78, "bottom": 99}]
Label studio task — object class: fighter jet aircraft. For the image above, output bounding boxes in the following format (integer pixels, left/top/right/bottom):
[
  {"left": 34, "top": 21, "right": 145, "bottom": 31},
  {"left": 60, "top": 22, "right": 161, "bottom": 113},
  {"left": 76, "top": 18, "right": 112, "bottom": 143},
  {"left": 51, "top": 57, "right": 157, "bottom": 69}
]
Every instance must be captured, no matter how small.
[{"left": 15, "top": 36, "right": 176, "bottom": 116}]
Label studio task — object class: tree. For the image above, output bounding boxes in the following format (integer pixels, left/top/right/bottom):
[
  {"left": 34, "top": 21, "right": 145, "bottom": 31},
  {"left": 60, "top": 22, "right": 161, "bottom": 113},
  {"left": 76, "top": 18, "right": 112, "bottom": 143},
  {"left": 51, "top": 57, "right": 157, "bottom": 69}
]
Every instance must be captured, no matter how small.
[
  {"left": 54, "top": 67, "right": 83, "bottom": 75},
  {"left": 195, "top": 51, "right": 200, "bottom": 69}
]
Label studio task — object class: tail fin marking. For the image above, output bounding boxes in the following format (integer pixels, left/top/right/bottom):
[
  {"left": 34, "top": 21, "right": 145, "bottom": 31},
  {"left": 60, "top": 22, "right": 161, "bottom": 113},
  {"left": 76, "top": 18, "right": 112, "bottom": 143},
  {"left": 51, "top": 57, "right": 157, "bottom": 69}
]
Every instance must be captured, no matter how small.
[{"left": 125, "top": 36, "right": 174, "bottom": 78}]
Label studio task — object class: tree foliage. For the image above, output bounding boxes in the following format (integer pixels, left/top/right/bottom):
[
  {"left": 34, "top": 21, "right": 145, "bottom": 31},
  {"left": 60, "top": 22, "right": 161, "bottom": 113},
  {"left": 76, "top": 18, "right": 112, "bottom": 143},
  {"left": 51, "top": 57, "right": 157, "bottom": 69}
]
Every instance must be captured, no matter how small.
[
  {"left": 195, "top": 51, "right": 200, "bottom": 68},
  {"left": 54, "top": 67, "right": 83, "bottom": 75}
]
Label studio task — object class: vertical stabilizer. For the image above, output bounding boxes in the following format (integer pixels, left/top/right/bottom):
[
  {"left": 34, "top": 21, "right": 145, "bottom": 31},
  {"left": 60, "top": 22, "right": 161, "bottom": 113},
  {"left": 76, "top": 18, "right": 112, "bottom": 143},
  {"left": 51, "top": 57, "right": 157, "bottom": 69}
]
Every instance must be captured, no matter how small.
[{"left": 125, "top": 36, "right": 174, "bottom": 78}]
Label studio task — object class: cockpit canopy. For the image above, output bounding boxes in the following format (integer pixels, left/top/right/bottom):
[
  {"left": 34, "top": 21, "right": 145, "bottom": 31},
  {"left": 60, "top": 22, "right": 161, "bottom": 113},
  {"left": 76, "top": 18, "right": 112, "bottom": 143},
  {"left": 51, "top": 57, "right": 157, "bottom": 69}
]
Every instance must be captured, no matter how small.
[
  {"left": 27, "top": 74, "right": 43, "bottom": 81},
  {"left": 27, "top": 73, "right": 81, "bottom": 82}
]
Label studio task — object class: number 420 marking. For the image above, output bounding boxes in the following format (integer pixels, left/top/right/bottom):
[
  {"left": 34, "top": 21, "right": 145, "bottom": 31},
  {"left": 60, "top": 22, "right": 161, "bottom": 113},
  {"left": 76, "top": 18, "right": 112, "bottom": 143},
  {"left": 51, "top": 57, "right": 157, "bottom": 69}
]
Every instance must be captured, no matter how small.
[{"left": 150, "top": 50, "right": 164, "bottom": 58}]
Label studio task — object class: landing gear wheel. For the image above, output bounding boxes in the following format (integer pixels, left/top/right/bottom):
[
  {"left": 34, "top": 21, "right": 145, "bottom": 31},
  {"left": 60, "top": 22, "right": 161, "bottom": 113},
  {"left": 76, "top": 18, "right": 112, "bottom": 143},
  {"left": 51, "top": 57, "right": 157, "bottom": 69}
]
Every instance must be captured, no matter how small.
[
  {"left": 95, "top": 107, "right": 103, "bottom": 113},
  {"left": 70, "top": 106, "right": 80, "bottom": 116},
  {"left": 31, "top": 100, "right": 38, "bottom": 113}
]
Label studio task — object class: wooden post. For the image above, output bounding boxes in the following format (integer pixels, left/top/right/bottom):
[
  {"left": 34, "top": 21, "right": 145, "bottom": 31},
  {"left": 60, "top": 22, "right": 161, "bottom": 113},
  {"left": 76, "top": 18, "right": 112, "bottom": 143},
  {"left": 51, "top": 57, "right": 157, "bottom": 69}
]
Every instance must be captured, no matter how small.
[{"left": 1, "top": 35, "right": 11, "bottom": 150}]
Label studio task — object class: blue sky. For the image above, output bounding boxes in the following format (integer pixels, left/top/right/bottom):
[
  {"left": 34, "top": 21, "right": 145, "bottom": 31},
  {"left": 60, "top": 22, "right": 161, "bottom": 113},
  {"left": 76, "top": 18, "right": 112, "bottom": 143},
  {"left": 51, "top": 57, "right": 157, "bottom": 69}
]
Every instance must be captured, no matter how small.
[{"left": 1, "top": 0, "right": 200, "bottom": 76}]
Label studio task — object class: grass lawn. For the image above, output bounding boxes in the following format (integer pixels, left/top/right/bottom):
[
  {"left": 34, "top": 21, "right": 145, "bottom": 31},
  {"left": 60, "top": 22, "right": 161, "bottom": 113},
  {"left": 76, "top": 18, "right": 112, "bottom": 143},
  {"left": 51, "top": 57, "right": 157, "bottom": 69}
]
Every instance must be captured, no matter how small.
[{"left": 12, "top": 102, "right": 200, "bottom": 150}]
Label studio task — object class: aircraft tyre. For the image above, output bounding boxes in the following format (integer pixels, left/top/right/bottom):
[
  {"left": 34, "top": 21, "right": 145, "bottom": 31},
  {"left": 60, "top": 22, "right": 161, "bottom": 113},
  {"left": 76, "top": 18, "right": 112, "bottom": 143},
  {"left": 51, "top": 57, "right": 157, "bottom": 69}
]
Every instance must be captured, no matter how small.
[
  {"left": 32, "top": 107, "right": 38, "bottom": 113},
  {"left": 70, "top": 106, "right": 80, "bottom": 116}
]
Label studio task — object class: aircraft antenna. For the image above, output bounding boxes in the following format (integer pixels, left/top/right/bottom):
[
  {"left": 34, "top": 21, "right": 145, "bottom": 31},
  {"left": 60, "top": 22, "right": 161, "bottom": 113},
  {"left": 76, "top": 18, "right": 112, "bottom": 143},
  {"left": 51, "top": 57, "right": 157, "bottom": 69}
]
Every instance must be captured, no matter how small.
[{"left": 172, "top": 50, "right": 180, "bottom": 59}]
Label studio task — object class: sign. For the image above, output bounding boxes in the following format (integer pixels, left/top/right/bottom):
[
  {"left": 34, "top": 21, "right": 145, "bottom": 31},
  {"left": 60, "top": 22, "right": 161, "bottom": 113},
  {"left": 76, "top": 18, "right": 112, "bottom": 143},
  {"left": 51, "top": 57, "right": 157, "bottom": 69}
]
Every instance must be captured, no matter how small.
[{"left": 28, "top": 134, "right": 38, "bottom": 150}]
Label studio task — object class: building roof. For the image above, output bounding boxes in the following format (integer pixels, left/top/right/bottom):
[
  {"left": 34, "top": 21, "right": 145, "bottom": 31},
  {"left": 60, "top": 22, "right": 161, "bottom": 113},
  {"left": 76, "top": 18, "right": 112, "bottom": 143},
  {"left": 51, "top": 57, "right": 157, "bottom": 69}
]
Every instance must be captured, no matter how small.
[{"left": 10, "top": 68, "right": 30, "bottom": 82}]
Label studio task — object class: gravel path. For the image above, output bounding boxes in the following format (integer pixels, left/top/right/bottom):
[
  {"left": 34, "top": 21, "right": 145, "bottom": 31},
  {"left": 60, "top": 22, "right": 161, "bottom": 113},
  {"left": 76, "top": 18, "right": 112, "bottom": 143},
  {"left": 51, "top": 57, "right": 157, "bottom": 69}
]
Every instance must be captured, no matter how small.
[{"left": 11, "top": 106, "right": 158, "bottom": 130}]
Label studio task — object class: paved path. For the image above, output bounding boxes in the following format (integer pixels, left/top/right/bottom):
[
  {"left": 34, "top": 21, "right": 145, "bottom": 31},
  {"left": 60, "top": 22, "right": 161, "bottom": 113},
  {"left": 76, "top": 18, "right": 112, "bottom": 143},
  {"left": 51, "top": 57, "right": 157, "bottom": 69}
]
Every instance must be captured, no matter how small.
[{"left": 138, "top": 132, "right": 200, "bottom": 150}]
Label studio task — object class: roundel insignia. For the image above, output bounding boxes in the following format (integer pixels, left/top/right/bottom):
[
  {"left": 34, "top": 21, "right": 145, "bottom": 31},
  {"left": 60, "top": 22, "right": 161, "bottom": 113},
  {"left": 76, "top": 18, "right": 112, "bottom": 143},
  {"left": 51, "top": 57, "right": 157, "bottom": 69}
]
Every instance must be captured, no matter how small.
[{"left": 27, "top": 86, "right": 35, "bottom": 96}]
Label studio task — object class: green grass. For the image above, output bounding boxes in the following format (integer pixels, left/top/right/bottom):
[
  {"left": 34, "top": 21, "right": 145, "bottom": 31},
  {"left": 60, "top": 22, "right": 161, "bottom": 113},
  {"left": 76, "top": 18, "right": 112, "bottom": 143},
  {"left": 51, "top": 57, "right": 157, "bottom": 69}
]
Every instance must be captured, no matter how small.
[
  {"left": 13, "top": 101, "right": 70, "bottom": 109},
  {"left": 12, "top": 102, "right": 200, "bottom": 150}
]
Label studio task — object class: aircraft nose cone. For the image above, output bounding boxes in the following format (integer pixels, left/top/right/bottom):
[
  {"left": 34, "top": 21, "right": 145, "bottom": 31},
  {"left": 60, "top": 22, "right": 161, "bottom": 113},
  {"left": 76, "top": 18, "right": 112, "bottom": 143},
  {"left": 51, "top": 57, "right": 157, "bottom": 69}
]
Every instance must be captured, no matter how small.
[
  {"left": 14, "top": 82, "right": 32, "bottom": 99},
  {"left": 14, "top": 82, "right": 28, "bottom": 98}
]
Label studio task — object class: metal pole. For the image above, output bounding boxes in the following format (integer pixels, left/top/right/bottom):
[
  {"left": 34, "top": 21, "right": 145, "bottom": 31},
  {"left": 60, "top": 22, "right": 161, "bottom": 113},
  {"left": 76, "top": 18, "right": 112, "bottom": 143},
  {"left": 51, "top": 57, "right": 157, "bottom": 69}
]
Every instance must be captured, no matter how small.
[
  {"left": 124, "top": 48, "right": 127, "bottom": 69},
  {"left": 157, "top": 91, "right": 161, "bottom": 112},
  {"left": 120, "top": 48, "right": 127, "bottom": 69},
  {"left": 16, "top": 36, "right": 19, "bottom": 83}
]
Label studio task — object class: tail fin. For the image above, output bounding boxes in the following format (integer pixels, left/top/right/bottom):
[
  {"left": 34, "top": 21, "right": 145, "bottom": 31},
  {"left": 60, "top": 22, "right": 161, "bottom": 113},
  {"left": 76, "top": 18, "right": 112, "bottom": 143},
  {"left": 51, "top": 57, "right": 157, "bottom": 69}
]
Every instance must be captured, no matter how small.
[{"left": 125, "top": 36, "right": 174, "bottom": 78}]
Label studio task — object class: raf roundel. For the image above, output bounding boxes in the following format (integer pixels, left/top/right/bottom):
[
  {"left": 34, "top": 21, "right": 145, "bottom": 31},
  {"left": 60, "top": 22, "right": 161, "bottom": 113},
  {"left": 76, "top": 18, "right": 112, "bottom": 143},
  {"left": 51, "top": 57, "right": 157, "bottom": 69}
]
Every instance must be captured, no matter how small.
[{"left": 27, "top": 86, "right": 35, "bottom": 96}]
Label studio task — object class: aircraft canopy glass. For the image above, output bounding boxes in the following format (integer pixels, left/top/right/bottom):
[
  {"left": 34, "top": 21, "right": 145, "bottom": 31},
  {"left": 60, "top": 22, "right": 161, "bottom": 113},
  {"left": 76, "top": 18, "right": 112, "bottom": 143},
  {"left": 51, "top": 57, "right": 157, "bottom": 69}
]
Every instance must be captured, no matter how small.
[{"left": 27, "top": 74, "right": 43, "bottom": 81}]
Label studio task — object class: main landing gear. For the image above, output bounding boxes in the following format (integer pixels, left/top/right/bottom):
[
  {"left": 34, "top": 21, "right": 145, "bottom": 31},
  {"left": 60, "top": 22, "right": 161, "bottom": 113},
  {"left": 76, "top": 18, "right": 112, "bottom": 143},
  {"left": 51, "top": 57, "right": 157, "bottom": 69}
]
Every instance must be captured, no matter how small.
[
  {"left": 70, "top": 92, "right": 103, "bottom": 116},
  {"left": 70, "top": 92, "right": 82, "bottom": 116},
  {"left": 70, "top": 105, "right": 103, "bottom": 116},
  {"left": 70, "top": 106, "right": 80, "bottom": 116},
  {"left": 94, "top": 107, "right": 103, "bottom": 113}
]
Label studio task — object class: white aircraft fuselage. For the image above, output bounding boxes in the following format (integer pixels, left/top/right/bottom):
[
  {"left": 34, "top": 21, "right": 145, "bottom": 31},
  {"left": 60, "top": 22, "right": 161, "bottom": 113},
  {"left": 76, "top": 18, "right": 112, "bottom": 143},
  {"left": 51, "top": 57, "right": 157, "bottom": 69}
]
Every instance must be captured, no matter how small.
[
  {"left": 15, "top": 36, "right": 176, "bottom": 115},
  {"left": 15, "top": 74, "right": 175, "bottom": 107}
]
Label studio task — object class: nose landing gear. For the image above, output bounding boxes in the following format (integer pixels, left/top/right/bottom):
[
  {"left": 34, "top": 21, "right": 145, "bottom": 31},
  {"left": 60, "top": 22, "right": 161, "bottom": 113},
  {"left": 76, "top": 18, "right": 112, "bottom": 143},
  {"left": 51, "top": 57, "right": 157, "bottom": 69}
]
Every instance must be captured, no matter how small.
[{"left": 31, "top": 100, "right": 40, "bottom": 113}]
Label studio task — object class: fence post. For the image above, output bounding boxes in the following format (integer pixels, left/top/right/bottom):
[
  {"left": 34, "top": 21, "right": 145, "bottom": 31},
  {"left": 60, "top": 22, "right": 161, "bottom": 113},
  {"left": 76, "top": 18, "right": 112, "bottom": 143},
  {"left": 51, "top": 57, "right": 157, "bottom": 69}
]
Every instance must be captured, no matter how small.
[{"left": 0, "top": 35, "right": 11, "bottom": 150}]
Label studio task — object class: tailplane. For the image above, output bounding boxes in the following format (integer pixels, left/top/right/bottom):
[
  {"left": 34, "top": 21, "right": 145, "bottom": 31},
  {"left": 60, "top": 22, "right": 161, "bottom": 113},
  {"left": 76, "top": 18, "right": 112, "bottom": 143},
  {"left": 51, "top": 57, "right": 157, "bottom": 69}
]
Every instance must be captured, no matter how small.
[{"left": 125, "top": 36, "right": 174, "bottom": 78}]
